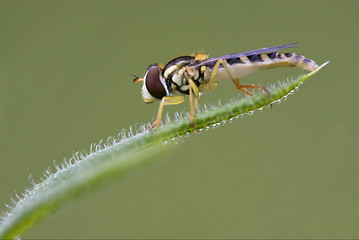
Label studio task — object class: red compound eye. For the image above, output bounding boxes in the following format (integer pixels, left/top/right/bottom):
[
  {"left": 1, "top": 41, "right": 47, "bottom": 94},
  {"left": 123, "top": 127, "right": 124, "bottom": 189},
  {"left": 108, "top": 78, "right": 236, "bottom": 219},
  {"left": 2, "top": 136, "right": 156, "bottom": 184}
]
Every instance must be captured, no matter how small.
[{"left": 145, "top": 65, "right": 167, "bottom": 99}]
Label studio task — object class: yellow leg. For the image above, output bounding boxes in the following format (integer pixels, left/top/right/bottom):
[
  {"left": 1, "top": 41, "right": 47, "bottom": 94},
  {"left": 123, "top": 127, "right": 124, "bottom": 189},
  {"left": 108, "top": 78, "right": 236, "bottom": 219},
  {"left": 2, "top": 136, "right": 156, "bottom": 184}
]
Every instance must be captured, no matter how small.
[
  {"left": 150, "top": 96, "right": 185, "bottom": 130},
  {"left": 194, "top": 97, "right": 198, "bottom": 114},
  {"left": 189, "top": 85, "right": 195, "bottom": 127},
  {"left": 209, "top": 59, "right": 270, "bottom": 96},
  {"left": 193, "top": 96, "right": 199, "bottom": 132},
  {"left": 187, "top": 78, "right": 200, "bottom": 128},
  {"left": 209, "top": 60, "right": 221, "bottom": 90},
  {"left": 188, "top": 78, "right": 199, "bottom": 98}
]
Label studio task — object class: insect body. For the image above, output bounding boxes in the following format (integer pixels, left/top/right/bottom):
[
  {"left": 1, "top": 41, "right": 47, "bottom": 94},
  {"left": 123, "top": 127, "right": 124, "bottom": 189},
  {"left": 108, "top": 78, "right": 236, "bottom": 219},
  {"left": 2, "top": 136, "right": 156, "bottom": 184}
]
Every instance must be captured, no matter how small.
[{"left": 134, "top": 43, "right": 318, "bottom": 130}]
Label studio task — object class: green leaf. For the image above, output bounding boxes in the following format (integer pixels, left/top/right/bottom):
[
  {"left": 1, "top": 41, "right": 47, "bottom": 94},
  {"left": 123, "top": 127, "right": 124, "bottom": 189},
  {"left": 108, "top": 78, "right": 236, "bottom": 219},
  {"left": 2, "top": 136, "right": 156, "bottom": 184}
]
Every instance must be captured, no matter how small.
[{"left": 0, "top": 62, "right": 329, "bottom": 239}]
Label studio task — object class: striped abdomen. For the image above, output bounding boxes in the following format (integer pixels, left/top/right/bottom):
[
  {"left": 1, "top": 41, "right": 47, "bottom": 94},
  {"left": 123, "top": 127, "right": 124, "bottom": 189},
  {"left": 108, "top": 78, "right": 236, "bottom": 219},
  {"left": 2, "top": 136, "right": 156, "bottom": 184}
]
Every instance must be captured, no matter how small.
[{"left": 211, "top": 52, "right": 319, "bottom": 83}]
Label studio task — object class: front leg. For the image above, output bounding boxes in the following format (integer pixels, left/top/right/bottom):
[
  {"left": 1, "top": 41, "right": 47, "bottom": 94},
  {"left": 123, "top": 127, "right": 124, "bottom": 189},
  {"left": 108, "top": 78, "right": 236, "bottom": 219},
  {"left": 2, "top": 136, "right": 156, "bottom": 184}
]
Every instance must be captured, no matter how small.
[{"left": 150, "top": 96, "right": 185, "bottom": 130}]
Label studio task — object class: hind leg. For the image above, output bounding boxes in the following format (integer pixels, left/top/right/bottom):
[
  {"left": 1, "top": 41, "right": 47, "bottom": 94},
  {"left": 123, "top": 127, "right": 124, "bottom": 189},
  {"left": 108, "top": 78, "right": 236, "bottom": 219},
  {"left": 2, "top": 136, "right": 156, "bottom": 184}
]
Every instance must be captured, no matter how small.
[{"left": 209, "top": 59, "right": 270, "bottom": 96}]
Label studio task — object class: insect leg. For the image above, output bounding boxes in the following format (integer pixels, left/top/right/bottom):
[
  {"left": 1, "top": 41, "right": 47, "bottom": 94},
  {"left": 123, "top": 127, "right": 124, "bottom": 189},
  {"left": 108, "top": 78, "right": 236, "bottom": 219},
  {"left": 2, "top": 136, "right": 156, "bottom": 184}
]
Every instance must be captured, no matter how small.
[
  {"left": 194, "top": 97, "right": 198, "bottom": 114},
  {"left": 209, "top": 59, "right": 270, "bottom": 96},
  {"left": 223, "top": 59, "right": 270, "bottom": 95},
  {"left": 188, "top": 78, "right": 200, "bottom": 128},
  {"left": 209, "top": 60, "right": 221, "bottom": 90},
  {"left": 150, "top": 96, "right": 185, "bottom": 130},
  {"left": 189, "top": 85, "right": 195, "bottom": 126}
]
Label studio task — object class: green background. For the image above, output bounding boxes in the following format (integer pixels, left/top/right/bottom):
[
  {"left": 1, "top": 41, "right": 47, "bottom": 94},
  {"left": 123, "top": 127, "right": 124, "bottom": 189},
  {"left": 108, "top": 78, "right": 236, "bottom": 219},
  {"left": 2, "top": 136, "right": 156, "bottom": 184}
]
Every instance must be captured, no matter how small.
[{"left": 0, "top": 0, "right": 358, "bottom": 238}]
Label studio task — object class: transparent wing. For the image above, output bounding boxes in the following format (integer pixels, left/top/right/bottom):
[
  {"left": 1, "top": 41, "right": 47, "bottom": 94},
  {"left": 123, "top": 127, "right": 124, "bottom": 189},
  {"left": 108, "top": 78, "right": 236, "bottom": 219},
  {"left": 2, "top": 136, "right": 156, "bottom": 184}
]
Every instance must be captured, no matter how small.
[{"left": 190, "top": 43, "right": 299, "bottom": 67}]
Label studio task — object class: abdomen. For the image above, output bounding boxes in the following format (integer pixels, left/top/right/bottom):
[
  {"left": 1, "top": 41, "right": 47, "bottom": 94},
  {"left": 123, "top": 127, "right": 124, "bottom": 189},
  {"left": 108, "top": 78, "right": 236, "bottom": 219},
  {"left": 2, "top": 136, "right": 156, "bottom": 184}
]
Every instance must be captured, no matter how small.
[{"left": 212, "top": 52, "right": 318, "bottom": 82}]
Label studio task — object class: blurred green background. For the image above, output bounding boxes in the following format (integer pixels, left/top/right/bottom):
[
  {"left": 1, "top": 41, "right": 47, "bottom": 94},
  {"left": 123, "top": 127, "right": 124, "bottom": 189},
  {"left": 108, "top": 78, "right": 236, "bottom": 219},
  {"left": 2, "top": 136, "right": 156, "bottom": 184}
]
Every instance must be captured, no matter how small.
[{"left": 0, "top": 0, "right": 358, "bottom": 238}]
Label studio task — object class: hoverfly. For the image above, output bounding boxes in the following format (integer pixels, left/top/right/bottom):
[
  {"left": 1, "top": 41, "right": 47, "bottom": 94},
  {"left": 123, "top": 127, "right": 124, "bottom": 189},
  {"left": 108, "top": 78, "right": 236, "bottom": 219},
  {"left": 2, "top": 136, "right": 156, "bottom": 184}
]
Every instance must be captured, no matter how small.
[{"left": 133, "top": 43, "right": 318, "bottom": 130}]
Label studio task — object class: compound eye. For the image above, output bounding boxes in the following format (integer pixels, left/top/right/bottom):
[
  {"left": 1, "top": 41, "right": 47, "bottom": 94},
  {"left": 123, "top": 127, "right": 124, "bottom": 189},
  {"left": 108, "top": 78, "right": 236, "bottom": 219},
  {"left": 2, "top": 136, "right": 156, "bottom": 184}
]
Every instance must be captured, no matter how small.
[{"left": 145, "top": 66, "right": 167, "bottom": 99}]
